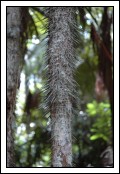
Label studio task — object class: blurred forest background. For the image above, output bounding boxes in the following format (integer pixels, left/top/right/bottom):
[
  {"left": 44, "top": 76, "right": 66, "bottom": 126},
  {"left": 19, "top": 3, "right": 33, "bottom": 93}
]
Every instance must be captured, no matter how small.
[{"left": 14, "top": 7, "right": 113, "bottom": 167}]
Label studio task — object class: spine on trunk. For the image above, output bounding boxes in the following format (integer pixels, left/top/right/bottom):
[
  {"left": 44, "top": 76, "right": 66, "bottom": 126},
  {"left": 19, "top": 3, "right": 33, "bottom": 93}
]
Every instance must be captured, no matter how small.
[{"left": 44, "top": 7, "right": 78, "bottom": 167}]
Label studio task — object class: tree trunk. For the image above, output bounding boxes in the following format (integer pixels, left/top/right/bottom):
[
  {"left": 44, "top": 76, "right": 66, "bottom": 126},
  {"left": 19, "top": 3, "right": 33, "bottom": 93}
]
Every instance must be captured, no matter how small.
[
  {"left": 47, "top": 7, "right": 76, "bottom": 167},
  {"left": 7, "top": 7, "right": 23, "bottom": 167},
  {"left": 99, "top": 7, "right": 113, "bottom": 114}
]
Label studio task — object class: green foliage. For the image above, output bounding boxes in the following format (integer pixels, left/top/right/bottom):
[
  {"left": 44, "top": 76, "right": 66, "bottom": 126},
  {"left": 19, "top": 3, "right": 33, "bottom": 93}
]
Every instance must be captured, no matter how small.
[
  {"left": 86, "top": 101, "right": 112, "bottom": 142},
  {"left": 15, "top": 98, "right": 51, "bottom": 167}
]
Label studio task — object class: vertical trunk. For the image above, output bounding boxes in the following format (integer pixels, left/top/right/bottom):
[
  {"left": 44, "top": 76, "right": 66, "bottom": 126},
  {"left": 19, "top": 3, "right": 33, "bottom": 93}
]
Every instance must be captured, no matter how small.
[
  {"left": 99, "top": 8, "right": 113, "bottom": 139},
  {"left": 100, "top": 7, "right": 113, "bottom": 114},
  {"left": 7, "top": 7, "right": 23, "bottom": 167},
  {"left": 47, "top": 7, "right": 76, "bottom": 167}
]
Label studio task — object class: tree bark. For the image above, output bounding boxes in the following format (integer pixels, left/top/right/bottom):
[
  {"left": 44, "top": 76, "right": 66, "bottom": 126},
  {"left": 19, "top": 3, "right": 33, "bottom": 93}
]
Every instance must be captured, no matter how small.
[
  {"left": 7, "top": 7, "right": 23, "bottom": 167},
  {"left": 47, "top": 7, "right": 76, "bottom": 167},
  {"left": 99, "top": 7, "right": 113, "bottom": 114}
]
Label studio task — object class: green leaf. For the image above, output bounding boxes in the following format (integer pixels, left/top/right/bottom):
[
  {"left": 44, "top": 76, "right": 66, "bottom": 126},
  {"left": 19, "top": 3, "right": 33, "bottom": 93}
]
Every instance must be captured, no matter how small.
[{"left": 90, "top": 133, "right": 108, "bottom": 141}]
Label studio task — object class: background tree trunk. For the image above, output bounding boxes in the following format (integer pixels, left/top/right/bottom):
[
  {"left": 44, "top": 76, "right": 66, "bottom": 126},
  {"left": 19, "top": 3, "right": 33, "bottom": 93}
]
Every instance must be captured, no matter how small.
[
  {"left": 47, "top": 7, "right": 76, "bottom": 167},
  {"left": 7, "top": 7, "right": 23, "bottom": 167},
  {"left": 99, "top": 7, "right": 113, "bottom": 114}
]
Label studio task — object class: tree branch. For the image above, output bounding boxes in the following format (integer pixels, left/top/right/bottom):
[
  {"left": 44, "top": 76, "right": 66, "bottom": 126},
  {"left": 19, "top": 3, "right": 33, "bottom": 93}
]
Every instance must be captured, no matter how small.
[{"left": 85, "top": 7, "right": 98, "bottom": 27}]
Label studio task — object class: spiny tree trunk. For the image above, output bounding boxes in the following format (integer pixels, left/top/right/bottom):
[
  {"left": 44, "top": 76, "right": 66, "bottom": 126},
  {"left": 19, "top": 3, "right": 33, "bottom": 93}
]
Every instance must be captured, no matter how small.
[
  {"left": 47, "top": 7, "right": 76, "bottom": 167},
  {"left": 7, "top": 7, "right": 23, "bottom": 167}
]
